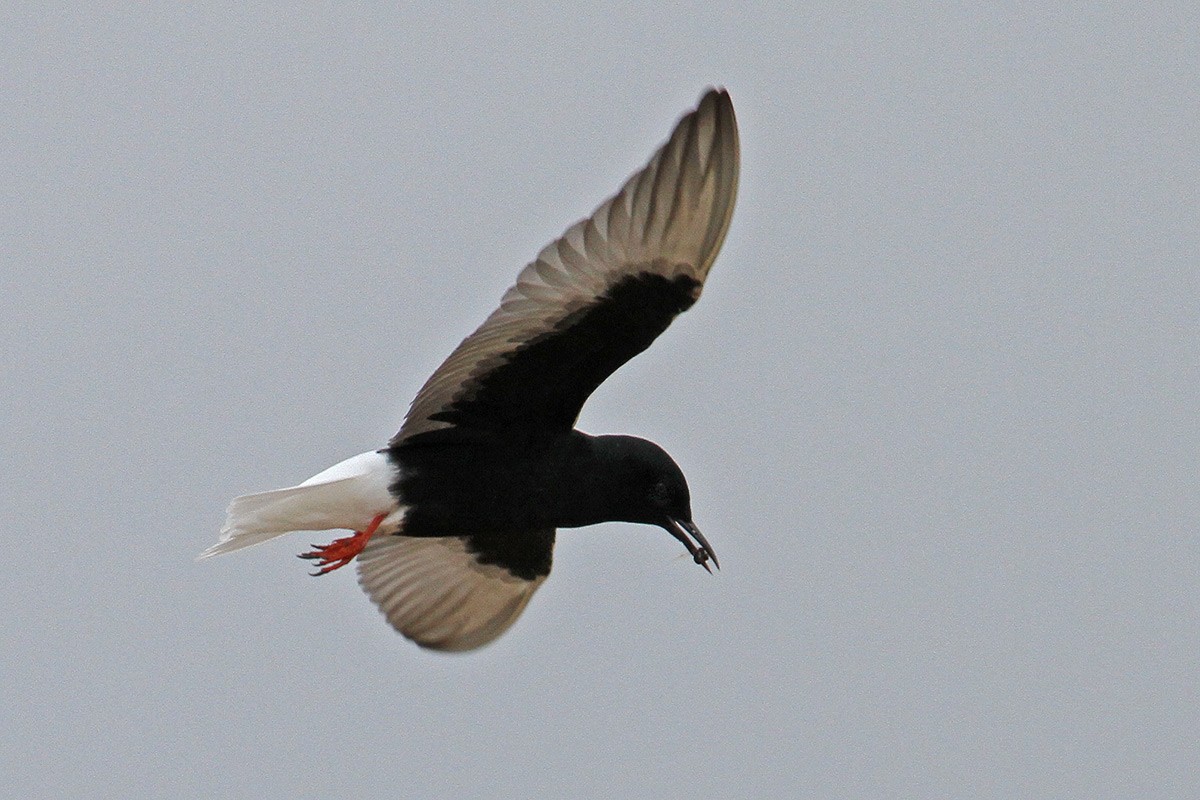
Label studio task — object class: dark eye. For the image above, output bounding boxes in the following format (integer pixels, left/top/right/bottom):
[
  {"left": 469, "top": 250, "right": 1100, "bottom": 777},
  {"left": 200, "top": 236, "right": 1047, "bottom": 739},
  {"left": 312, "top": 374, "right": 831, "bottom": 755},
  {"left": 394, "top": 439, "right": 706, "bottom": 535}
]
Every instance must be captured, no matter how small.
[{"left": 649, "top": 481, "right": 670, "bottom": 506}]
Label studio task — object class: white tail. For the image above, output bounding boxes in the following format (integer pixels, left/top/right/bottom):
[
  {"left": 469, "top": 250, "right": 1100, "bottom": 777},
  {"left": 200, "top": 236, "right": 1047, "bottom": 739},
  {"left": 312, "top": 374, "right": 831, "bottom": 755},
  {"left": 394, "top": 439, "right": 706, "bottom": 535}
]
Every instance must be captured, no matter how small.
[{"left": 198, "top": 450, "right": 401, "bottom": 559}]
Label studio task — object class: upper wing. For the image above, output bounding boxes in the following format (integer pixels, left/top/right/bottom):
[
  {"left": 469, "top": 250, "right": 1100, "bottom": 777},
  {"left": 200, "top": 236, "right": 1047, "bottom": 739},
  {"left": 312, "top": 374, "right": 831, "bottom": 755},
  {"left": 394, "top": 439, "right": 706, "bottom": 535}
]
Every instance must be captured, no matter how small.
[{"left": 393, "top": 88, "right": 739, "bottom": 443}]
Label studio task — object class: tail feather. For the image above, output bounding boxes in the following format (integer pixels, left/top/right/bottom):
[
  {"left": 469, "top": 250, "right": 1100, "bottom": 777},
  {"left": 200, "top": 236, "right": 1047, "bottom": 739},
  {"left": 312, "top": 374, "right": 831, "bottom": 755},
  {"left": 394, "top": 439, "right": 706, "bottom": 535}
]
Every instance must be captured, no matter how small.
[{"left": 198, "top": 450, "right": 399, "bottom": 560}]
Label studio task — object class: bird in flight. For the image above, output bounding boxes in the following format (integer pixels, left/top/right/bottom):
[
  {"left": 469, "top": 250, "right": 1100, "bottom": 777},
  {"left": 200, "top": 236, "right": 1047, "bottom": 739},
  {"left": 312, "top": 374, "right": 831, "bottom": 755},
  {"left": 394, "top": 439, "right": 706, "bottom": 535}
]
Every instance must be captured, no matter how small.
[{"left": 200, "top": 88, "right": 740, "bottom": 651}]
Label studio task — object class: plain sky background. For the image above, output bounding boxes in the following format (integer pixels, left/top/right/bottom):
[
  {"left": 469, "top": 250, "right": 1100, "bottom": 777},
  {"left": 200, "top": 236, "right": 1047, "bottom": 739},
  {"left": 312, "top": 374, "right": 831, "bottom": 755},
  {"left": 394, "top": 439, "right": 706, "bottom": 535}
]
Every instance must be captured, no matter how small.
[{"left": 3, "top": 4, "right": 1197, "bottom": 798}]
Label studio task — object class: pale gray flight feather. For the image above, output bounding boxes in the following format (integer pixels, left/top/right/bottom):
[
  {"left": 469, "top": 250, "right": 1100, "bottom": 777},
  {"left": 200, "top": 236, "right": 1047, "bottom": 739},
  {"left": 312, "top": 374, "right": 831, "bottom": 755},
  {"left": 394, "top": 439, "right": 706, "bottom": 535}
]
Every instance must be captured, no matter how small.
[
  {"left": 393, "top": 89, "right": 739, "bottom": 442},
  {"left": 357, "top": 534, "right": 546, "bottom": 651}
]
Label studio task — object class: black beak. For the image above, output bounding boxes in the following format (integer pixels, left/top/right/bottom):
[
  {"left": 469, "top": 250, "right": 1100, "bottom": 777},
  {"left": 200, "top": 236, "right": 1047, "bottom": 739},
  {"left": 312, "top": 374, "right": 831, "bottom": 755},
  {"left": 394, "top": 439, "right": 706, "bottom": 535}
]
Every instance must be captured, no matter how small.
[{"left": 665, "top": 518, "right": 719, "bottom": 573}]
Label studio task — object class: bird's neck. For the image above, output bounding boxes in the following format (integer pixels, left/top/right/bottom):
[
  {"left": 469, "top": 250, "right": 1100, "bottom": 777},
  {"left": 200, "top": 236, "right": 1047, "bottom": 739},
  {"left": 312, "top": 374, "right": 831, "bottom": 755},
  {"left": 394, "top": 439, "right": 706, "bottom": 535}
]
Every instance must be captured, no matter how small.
[{"left": 549, "top": 432, "right": 646, "bottom": 529}]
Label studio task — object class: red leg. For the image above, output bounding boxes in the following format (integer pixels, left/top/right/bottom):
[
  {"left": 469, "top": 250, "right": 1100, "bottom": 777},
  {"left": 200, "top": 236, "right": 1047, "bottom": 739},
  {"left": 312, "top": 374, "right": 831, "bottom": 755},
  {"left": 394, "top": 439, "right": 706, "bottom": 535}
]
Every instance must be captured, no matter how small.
[{"left": 299, "top": 513, "right": 386, "bottom": 576}]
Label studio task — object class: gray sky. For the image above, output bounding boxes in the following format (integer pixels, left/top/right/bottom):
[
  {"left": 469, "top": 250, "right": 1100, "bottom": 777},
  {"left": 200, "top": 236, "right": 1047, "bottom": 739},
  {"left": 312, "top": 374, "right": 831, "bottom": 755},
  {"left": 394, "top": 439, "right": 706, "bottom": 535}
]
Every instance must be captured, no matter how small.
[{"left": 3, "top": 5, "right": 1197, "bottom": 798}]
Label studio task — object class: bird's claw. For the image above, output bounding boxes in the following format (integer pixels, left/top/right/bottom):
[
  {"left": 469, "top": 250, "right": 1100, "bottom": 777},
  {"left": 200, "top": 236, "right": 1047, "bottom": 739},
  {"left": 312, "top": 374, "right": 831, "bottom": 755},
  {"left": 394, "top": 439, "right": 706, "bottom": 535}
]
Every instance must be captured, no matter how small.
[
  {"left": 297, "top": 513, "right": 386, "bottom": 576},
  {"left": 299, "top": 533, "right": 367, "bottom": 576}
]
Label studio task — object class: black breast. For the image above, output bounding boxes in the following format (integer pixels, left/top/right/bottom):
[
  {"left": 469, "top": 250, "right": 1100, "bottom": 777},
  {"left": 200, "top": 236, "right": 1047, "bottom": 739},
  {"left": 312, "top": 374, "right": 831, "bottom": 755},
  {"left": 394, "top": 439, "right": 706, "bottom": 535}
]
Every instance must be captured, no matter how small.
[{"left": 387, "top": 433, "right": 590, "bottom": 580}]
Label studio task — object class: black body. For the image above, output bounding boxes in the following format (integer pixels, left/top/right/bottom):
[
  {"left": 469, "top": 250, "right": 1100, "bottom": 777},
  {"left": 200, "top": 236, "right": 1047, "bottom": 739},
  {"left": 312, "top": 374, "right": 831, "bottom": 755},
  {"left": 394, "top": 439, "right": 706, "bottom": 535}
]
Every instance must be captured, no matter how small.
[{"left": 389, "top": 429, "right": 695, "bottom": 581}]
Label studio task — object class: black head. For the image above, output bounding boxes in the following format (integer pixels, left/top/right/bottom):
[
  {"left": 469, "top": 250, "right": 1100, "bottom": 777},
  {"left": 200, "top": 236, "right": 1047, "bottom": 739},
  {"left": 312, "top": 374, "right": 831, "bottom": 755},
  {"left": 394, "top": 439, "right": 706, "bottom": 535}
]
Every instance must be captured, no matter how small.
[{"left": 589, "top": 435, "right": 719, "bottom": 572}]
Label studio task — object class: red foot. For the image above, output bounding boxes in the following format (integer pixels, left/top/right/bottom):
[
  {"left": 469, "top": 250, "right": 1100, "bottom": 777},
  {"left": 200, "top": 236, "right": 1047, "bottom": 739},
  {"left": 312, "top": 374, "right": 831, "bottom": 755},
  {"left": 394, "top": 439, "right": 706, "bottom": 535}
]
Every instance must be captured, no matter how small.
[{"left": 299, "top": 513, "right": 386, "bottom": 576}]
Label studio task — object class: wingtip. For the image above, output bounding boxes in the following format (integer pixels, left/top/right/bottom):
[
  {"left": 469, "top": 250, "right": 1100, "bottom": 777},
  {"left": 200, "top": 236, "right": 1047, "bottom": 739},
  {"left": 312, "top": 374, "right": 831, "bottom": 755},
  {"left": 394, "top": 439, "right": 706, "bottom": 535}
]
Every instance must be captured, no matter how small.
[{"left": 698, "top": 86, "right": 735, "bottom": 115}]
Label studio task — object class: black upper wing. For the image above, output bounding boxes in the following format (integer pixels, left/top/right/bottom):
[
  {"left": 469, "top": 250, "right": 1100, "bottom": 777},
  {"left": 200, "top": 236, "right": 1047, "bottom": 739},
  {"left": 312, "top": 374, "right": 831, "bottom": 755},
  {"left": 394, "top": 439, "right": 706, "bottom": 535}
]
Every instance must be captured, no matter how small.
[{"left": 393, "top": 89, "right": 739, "bottom": 442}]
